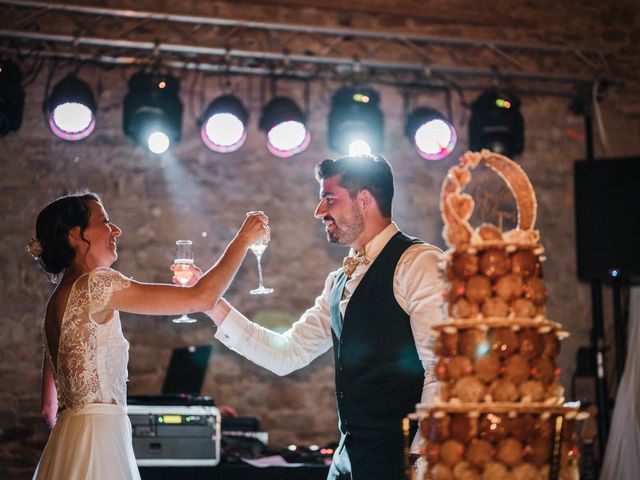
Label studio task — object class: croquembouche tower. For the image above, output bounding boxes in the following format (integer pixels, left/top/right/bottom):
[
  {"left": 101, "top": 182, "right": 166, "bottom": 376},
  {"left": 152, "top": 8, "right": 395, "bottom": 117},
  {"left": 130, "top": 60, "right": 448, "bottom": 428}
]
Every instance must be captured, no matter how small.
[{"left": 416, "top": 150, "right": 583, "bottom": 480}]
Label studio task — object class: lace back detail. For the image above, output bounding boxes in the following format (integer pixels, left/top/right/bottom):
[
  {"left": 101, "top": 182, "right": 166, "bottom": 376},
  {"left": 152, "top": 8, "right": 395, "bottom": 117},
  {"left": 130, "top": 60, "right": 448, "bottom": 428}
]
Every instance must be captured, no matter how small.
[{"left": 51, "top": 268, "right": 131, "bottom": 410}]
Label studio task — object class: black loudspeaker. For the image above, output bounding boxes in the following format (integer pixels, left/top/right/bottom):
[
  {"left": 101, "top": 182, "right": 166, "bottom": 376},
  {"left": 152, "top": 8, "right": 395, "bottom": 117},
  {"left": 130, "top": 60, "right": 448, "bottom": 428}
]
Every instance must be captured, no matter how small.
[{"left": 574, "top": 157, "right": 640, "bottom": 282}]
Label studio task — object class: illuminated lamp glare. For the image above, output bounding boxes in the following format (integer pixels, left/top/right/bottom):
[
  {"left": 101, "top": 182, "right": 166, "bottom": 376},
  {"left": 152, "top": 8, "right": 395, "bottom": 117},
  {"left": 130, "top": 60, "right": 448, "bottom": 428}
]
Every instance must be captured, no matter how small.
[
  {"left": 329, "top": 87, "right": 383, "bottom": 154},
  {"left": 414, "top": 118, "right": 457, "bottom": 161},
  {"left": 202, "top": 112, "right": 246, "bottom": 152},
  {"left": 266, "top": 120, "right": 311, "bottom": 158},
  {"left": 45, "top": 75, "right": 97, "bottom": 141},
  {"left": 349, "top": 139, "right": 372, "bottom": 156},
  {"left": 49, "top": 102, "right": 95, "bottom": 141},
  {"left": 123, "top": 72, "right": 182, "bottom": 152},
  {"left": 147, "top": 131, "right": 170, "bottom": 154},
  {"left": 260, "top": 96, "right": 309, "bottom": 158}
]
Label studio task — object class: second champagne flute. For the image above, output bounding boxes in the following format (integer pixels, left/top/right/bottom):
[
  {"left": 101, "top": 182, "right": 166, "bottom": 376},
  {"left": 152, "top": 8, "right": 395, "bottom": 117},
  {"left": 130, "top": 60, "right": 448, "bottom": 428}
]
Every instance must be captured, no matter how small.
[
  {"left": 246, "top": 211, "right": 273, "bottom": 295},
  {"left": 172, "top": 240, "right": 197, "bottom": 323}
]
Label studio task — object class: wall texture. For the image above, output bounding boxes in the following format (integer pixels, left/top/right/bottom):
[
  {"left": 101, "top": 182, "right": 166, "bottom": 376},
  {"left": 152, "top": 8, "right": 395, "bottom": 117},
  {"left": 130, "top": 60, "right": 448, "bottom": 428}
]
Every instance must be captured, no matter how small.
[{"left": 1, "top": 1, "right": 639, "bottom": 478}]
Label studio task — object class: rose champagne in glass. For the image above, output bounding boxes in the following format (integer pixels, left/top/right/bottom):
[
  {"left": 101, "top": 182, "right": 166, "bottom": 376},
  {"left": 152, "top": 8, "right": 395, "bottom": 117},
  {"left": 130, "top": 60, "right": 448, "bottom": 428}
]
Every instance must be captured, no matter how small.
[{"left": 172, "top": 240, "right": 197, "bottom": 323}]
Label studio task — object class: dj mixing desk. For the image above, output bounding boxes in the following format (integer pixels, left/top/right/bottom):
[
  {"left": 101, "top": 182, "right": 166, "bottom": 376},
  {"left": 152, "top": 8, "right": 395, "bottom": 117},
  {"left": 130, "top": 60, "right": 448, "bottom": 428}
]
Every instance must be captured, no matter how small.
[{"left": 128, "top": 398, "right": 330, "bottom": 480}]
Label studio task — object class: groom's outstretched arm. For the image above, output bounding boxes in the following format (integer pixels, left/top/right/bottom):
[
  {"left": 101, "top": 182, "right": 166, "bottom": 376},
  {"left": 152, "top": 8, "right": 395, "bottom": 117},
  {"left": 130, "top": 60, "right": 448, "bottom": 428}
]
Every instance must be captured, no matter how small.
[{"left": 205, "top": 272, "right": 338, "bottom": 376}]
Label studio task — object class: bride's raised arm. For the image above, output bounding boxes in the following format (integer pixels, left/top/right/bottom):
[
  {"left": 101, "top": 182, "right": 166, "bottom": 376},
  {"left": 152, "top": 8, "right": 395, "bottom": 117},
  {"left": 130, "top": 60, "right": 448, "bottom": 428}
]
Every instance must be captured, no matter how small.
[{"left": 105, "top": 212, "right": 268, "bottom": 316}]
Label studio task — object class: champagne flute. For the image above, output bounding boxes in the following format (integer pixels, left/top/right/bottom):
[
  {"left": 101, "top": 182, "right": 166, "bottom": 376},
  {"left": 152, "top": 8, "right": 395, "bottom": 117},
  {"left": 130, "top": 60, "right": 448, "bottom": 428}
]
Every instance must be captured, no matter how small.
[
  {"left": 247, "top": 211, "right": 273, "bottom": 295},
  {"left": 172, "top": 240, "right": 197, "bottom": 324}
]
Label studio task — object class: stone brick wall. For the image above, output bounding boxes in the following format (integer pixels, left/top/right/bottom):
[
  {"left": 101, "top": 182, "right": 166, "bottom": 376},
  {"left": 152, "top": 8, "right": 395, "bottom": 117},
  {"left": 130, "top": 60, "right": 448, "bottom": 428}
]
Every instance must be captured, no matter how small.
[{"left": 1, "top": 1, "right": 639, "bottom": 478}]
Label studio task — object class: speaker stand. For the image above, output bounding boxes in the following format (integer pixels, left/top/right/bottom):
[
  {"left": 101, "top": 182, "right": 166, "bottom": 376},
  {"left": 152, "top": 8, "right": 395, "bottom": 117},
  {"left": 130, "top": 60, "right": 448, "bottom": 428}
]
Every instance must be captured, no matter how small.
[{"left": 581, "top": 99, "right": 609, "bottom": 462}]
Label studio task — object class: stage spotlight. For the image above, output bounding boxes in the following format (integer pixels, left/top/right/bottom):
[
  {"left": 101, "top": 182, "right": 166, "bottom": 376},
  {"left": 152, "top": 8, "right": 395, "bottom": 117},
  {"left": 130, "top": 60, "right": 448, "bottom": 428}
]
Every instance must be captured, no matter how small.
[
  {"left": 469, "top": 89, "right": 524, "bottom": 157},
  {"left": 199, "top": 95, "right": 248, "bottom": 153},
  {"left": 259, "top": 97, "right": 310, "bottom": 158},
  {"left": 147, "top": 131, "right": 170, "bottom": 155},
  {"left": 405, "top": 107, "right": 457, "bottom": 160},
  {"left": 123, "top": 72, "right": 182, "bottom": 154},
  {"left": 328, "top": 86, "right": 383, "bottom": 155},
  {"left": 349, "top": 139, "right": 371, "bottom": 156},
  {"left": 0, "top": 59, "right": 25, "bottom": 136},
  {"left": 44, "top": 74, "right": 96, "bottom": 141}
]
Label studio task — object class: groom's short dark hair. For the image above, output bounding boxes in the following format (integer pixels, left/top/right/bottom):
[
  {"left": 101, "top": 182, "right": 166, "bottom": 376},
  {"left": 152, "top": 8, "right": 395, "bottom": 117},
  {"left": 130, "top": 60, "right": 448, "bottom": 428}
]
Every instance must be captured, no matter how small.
[{"left": 314, "top": 154, "right": 394, "bottom": 218}]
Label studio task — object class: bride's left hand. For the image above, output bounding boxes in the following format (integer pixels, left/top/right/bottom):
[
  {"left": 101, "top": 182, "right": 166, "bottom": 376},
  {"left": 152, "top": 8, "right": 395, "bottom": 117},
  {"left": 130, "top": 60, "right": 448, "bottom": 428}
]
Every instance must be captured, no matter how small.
[{"left": 170, "top": 263, "right": 203, "bottom": 287}]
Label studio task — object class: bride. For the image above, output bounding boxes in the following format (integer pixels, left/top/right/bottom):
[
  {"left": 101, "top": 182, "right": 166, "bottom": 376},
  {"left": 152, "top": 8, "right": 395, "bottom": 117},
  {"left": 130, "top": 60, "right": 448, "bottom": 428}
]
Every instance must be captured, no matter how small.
[{"left": 29, "top": 192, "right": 267, "bottom": 479}]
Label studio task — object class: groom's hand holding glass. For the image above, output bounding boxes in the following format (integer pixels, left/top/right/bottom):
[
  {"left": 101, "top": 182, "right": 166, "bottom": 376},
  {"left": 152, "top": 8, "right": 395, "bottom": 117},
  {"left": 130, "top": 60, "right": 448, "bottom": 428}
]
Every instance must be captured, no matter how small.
[
  {"left": 240, "top": 211, "right": 271, "bottom": 249},
  {"left": 246, "top": 210, "right": 274, "bottom": 295}
]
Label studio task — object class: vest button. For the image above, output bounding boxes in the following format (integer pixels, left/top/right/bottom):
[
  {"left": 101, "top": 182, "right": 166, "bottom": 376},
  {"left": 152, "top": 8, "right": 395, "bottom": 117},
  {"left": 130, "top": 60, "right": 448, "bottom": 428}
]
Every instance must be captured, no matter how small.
[
  {"left": 338, "top": 391, "right": 345, "bottom": 399},
  {"left": 338, "top": 363, "right": 343, "bottom": 371},
  {"left": 343, "top": 418, "right": 349, "bottom": 426}
]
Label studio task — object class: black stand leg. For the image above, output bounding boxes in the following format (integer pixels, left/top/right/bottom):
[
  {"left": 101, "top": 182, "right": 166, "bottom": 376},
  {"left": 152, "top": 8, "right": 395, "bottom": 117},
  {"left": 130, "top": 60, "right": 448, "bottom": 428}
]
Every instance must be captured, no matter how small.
[
  {"left": 590, "top": 280, "right": 609, "bottom": 460},
  {"left": 610, "top": 272, "right": 626, "bottom": 381}
]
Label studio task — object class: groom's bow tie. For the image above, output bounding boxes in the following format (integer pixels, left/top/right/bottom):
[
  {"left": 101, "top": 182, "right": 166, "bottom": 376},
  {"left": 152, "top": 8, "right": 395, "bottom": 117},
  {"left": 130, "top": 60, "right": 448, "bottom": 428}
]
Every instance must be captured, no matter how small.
[{"left": 342, "top": 251, "right": 368, "bottom": 277}]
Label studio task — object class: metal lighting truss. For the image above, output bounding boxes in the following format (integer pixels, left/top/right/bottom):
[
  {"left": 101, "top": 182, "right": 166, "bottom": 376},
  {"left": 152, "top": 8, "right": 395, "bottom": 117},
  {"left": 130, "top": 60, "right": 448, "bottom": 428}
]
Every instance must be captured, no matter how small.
[{"left": 0, "top": 0, "right": 618, "bottom": 96}]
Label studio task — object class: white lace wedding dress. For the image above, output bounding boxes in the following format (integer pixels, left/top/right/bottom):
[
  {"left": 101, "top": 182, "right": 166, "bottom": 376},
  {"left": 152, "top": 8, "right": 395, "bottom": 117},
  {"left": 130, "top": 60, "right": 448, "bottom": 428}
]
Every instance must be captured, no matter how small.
[{"left": 33, "top": 267, "right": 141, "bottom": 479}]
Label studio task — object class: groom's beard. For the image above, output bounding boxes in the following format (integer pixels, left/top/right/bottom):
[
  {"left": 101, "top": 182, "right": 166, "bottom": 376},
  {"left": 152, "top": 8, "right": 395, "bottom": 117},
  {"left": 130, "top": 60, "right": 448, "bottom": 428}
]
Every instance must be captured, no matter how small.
[{"left": 324, "top": 206, "right": 365, "bottom": 246}]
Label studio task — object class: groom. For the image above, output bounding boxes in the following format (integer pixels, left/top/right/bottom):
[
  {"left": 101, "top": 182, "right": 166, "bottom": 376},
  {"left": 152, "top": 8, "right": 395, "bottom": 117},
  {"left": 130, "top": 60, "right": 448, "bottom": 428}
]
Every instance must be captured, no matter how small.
[{"left": 209, "top": 154, "right": 445, "bottom": 479}]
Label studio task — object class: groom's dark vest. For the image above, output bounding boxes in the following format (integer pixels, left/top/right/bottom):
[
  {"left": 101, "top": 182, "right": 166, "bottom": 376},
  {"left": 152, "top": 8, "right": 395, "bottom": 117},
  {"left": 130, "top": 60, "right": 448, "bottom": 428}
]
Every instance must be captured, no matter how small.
[{"left": 329, "top": 232, "right": 424, "bottom": 465}]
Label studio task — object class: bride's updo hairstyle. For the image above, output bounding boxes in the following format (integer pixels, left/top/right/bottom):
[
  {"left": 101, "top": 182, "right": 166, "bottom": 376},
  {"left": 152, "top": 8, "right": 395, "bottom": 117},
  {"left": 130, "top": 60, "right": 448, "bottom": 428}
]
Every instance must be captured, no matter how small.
[{"left": 34, "top": 192, "right": 102, "bottom": 278}]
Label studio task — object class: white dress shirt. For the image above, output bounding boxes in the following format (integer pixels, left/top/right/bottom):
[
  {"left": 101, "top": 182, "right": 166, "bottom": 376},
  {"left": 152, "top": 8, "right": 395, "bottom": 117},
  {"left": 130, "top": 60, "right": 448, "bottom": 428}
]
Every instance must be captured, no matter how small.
[{"left": 215, "top": 223, "right": 446, "bottom": 428}]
